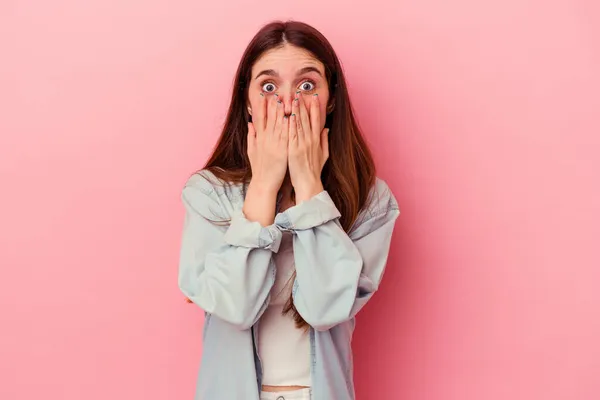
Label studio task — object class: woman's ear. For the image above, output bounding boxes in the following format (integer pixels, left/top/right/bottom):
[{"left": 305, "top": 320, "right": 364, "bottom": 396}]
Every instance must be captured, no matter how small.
[{"left": 247, "top": 106, "right": 252, "bottom": 116}]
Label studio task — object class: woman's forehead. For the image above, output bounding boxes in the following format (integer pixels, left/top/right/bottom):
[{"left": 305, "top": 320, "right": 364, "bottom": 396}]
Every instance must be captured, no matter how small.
[{"left": 251, "top": 45, "right": 325, "bottom": 79}]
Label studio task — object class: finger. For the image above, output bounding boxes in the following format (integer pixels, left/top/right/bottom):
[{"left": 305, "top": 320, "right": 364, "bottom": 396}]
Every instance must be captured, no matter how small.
[
  {"left": 247, "top": 121, "right": 256, "bottom": 136},
  {"left": 265, "top": 94, "right": 278, "bottom": 134},
  {"left": 321, "top": 128, "right": 329, "bottom": 159},
  {"left": 289, "top": 112, "right": 298, "bottom": 145},
  {"left": 310, "top": 94, "right": 321, "bottom": 138},
  {"left": 254, "top": 93, "right": 266, "bottom": 133},
  {"left": 247, "top": 121, "right": 256, "bottom": 140},
  {"left": 292, "top": 95, "right": 303, "bottom": 143},
  {"left": 297, "top": 91, "right": 312, "bottom": 140},
  {"left": 247, "top": 122, "right": 256, "bottom": 152},
  {"left": 273, "top": 97, "right": 284, "bottom": 138},
  {"left": 281, "top": 115, "right": 290, "bottom": 143}
]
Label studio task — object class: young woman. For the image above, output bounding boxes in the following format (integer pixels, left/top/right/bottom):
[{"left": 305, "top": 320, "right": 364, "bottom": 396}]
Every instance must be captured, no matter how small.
[{"left": 178, "top": 20, "right": 400, "bottom": 400}]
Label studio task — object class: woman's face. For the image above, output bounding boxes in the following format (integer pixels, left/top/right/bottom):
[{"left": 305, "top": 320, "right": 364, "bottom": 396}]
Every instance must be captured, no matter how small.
[{"left": 248, "top": 44, "right": 330, "bottom": 132}]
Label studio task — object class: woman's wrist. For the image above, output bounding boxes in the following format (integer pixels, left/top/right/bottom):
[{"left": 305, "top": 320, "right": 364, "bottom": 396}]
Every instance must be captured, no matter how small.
[
  {"left": 247, "top": 179, "right": 280, "bottom": 198},
  {"left": 243, "top": 180, "right": 279, "bottom": 227},
  {"left": 294, "top": 180, "right": 324, "bottom": 204}
]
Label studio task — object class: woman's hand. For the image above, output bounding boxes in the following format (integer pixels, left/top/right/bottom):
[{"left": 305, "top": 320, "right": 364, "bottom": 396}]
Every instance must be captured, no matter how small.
[
  {"left": 244, "top": 94, "right": 290, "bottom": 227},
  {"left": 247, "top": 93, "right": 289, "bottom": 194},
  {"left": 288, "top": 91, "right": 329, "bottom": 203}
]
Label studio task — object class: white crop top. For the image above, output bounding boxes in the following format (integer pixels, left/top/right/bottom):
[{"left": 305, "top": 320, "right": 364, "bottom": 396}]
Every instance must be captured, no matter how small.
[{"left": 257, "top": 231, "right": 311, "bottom": 387}]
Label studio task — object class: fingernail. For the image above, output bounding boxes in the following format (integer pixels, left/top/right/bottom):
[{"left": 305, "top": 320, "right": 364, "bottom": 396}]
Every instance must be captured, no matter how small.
[
  {"left": 283, "top": 115, "right": 288, "bottom": 119},
  {"left": 313, "top": 93, "right": 318, "bottom": 96},
  {"left": 274, "top": 93, "right": 279, "bottom": 97},
  {"left": 291, "top": 113, "right": 296, "bottom": 117},
  {"left": 277, "top": 100, "right": 282, "bottom": 104},
  {"left": 294, "top": 98, "right": 298, "bottom": 103},
  {"left": 296, "top": 90, "right": 301, "bottom": 94},
  {"left": 259, "top": 93, "right": 264, "bottom": 97}
]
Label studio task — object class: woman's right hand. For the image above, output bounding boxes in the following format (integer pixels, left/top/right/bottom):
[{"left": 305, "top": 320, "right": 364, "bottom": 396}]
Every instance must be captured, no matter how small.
[{"left": 247, "top": 93, "right": 289, "bottom": 194}]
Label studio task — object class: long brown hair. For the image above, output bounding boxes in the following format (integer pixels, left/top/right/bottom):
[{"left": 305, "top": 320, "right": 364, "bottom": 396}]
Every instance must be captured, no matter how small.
[{"left": 202, "top": 20, "right": 376, "bottom": 329}]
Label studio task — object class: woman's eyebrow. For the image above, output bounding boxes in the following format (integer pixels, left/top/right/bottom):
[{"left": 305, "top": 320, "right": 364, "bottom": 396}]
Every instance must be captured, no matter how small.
[
  {"left": 296, "top": 66, "right": 323, "bottom": 77},
  {"left": 254, "top": 66, "right": 323, "bottom": 80},
  {"left": 254, "top": 69, "right": 278, "bottom": 80}
]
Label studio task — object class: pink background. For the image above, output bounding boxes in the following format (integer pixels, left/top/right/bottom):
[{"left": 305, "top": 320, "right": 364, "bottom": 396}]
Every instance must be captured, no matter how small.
[{"left": 1, "top": 1, "right": 599, "bottom": 399}]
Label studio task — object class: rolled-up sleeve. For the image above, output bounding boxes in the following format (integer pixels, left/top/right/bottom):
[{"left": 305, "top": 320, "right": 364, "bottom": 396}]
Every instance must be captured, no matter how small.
[
  {"left": 224, "top": 209, "right": 283, "bottom": 252},
  {"left": 178, "top": 172, "right": 278, "bottom": 330},
  {"left": 275, "top": 180, "right": 400, "bottom": 331}
]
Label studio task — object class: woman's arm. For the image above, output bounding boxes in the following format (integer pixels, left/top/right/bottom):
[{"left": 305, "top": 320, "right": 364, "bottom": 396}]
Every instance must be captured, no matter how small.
[
  {"left": 178, "top": 172, "right": 281, "bottom": 330},
  {"left": 275, "top": 178, "right": 400, "bottom": 331}
]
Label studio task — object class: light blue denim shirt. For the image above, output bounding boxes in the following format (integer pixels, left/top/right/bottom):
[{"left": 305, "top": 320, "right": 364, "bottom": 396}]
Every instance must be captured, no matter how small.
[{"left": 178, "top": 170, "right": 400, "bottom": 400}]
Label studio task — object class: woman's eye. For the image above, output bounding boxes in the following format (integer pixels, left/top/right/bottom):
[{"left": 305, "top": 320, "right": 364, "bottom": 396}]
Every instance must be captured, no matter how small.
[
  {"left": 299, "top": 81, "right": 315, "bottom": 92},
  {"left": 262, "top": 82, "right": 277, "bottom": 93}
]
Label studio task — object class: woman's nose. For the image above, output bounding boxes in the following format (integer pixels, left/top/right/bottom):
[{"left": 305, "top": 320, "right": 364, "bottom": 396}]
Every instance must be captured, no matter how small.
[{"left": 276, "top": 91, "right": 295, "bottom": 116}]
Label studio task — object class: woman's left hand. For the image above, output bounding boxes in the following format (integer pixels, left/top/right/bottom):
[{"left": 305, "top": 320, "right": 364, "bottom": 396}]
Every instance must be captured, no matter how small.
[{"left": 288, "top": 91, "right": 329, "bottom": 203}]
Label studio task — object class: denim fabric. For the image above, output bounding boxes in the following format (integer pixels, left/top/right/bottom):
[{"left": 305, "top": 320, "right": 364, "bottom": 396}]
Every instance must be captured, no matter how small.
[{"left": 178, "top": 170, "right": 400, "bottom": 400}]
